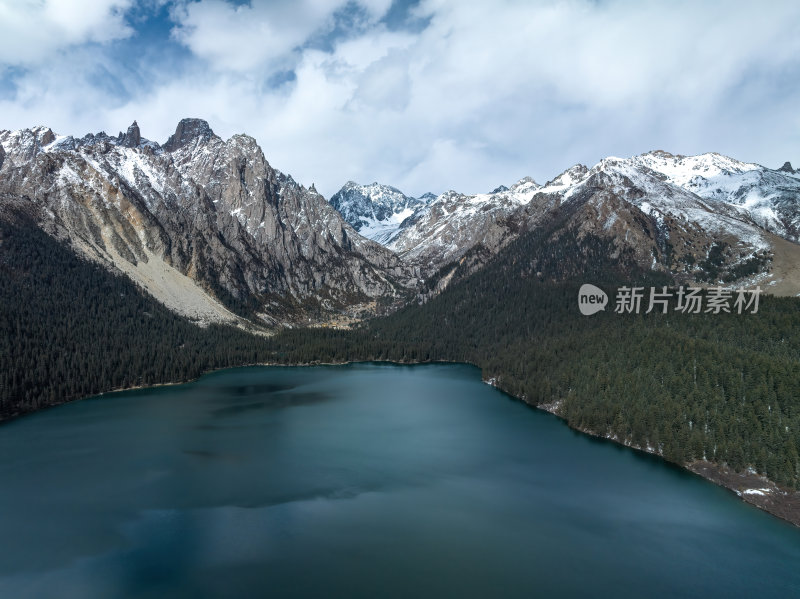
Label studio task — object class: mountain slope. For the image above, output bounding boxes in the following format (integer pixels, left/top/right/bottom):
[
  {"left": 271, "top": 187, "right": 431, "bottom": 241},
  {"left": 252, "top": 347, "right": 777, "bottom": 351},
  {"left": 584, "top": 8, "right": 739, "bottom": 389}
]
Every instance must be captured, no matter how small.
[
  {"left": 389, "top": 177, "right": 540, "bottom": 268},
  {"left": 359, "top": 151, "right": 797, "bottom": 293},
  {"left": 539, "top": 157, "right": 772, "bottom": 276},
  {"left": 0, "top": 120, "right": 416, "bottom": 326},
  {"left": 0, "top": 203, "right": 272, "bottom": 418}
]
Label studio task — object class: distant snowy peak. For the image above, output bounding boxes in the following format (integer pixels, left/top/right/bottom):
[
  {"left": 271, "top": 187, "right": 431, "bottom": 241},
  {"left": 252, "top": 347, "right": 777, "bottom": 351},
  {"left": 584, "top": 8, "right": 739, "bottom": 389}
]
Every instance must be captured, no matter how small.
[
  {"left": 507, "top": 176, "right": 540, "bottom": 196},
  {"left": 410, "top": 176, "right": 541, "bottom": 218},
  {"left": 0, "top": 121, "right": 167, "bottom": 165},
  {"left": 524, "top": 151, "right": 799, "bottom": 242},
  {"left": 540, "top": 164, "right": 589, "bottom": 193},
  {"left": 387, "top": 176, "right": 544, "bottom": 265},
  {"left": 628, "top": 150, "right": 762, "bottom": 187},
  {"left": 330, "top": 175, "right": 546, "bottom": 251},
  {"left": 577, "top": 155, "right": 771, "bottom": 251},
  {"left": 329, "top": 181, "right": 428, "bottom": 244}
]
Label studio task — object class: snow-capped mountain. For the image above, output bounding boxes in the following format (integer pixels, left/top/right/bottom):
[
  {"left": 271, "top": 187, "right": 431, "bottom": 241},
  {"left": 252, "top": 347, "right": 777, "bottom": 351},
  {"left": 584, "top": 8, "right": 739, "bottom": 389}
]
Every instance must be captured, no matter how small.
[
  {"left": 3, "top": 116, "right": 798, "bottom": 327},
  {"left": 349, "top": 150, "right": 798, "bottom": 292},
  {"left": 388, "top": 177, "right": 541, "bottom": 267},
  {"left": 535, "top": 157, "right": 773, "bottom": 278},
  {"left": 620, "top": 151, "right": 800, "bottom": 241},
  {"left": 329, "top": 181, "right": 427, "bottom": 244},
  {"left": 533, "top": 153, "right": 800, "bottom": 291},
  {"left": 0, "top": 119, "right": 416, "bottom": 326},
  {"left": 567, "top": 155, "right": 770, "bottom": 249}
]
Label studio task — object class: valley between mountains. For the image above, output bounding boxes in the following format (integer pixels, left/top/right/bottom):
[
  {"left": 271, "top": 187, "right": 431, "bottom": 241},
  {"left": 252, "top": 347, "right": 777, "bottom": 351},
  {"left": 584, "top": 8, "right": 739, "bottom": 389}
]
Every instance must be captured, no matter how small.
[{"left": 2, "top": 118, "right": 800, "bottom": 525}]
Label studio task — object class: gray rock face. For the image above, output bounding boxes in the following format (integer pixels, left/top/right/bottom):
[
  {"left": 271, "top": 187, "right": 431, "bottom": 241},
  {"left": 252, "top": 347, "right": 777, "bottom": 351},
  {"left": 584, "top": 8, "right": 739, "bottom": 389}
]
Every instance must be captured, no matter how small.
[
  {"left": 117, "top": 121, "right": 141, "bottom": 148},
  {"left": 0, "top": 126, "right": 56, "bottom": 164},
  {"left": 163, "top": 118, "right": 216, "bottom": 152},
  {"left": 0, "top": 121, "right": 415, "bottom": 325},
  {"left": 779, "top": 161, "right": 794, "bottom": 173}
]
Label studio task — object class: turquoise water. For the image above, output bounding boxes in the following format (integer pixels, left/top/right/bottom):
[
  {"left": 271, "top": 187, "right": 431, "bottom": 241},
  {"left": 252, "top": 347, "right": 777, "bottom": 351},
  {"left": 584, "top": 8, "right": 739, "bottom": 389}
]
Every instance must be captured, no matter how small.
[{"left": 0, "top": 363, "right": 798, "bottom": 598}]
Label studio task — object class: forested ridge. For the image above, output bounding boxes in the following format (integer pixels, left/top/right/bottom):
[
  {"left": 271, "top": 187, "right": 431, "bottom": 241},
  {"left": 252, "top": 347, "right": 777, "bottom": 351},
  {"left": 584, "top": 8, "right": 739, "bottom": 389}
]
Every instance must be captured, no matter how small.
[
  {"left": 0, "top": 210, "right": 272, "bottom": 416},
  {"left": 2, "top": 209, "right": 799, "bottom": 489}
]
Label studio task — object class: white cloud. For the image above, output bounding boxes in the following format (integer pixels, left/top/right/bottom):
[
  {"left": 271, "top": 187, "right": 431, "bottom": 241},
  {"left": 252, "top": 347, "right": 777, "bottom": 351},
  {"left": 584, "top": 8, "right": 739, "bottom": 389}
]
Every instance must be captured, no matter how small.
[
  {"left": 252, "top": 0, "right": 800, "bottom": 194},
  {"left": 351, "top": 48, "right": 412, "bottom": 111},
  {"left": 0, "top": 0, "right": 133, "bottom": 65},
  {"left": 169, "top": 0, "right": 394, "bottom": 72},
  {"left": 2, "top": 0, "right": 799, "bottom": 198}
]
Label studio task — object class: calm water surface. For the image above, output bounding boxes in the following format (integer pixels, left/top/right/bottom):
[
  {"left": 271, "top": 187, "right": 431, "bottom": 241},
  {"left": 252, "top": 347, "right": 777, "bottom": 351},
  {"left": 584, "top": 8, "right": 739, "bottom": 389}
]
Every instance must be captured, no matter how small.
[{"left": 0, "top": 363, "right": 798, "bottom": 598}]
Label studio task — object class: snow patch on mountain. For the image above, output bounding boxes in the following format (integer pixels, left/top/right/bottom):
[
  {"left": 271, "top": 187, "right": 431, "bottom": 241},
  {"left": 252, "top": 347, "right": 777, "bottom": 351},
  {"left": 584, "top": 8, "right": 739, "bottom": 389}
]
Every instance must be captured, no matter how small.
[
  {"left": 359, "top": 207, "right": 417, "bottom": 244},
  {"left": 584, "top": 156, "right": 771, "bottom": 251},
  {"left": 627, "top": 151, "right": 800, "bottom": 239},
  {"left": 329, "top": 181, "right": 427, "bottom": 244},
  {"left": 388, "top": 177, "right": 542, "bottom": 265}
]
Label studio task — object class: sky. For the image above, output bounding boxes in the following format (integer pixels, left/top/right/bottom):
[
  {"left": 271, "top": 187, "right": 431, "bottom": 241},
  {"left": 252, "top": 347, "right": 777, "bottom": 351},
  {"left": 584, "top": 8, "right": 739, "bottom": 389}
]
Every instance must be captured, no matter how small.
[{"left": 0, "top": 0, "right": 798, "bottom": 198}]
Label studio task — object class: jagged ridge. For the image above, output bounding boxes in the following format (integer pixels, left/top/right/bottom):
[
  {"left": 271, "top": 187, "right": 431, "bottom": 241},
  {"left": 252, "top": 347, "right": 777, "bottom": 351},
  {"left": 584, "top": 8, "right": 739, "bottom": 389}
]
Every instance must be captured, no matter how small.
[{"left": 0, "top": 120, "right": 418, "bottom": 326}]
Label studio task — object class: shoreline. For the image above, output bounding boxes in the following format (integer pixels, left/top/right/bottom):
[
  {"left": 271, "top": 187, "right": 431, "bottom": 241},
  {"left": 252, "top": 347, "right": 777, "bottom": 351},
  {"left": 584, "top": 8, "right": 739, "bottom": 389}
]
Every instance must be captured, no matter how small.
[
  {"left": 526, "top": 390, "right": 800, "bottom": 528},
  {"left": 0, "top": 359, "right": 453, "bottom": 425},
  {"left": 3, "top": 359, "right": 799, "bottom": 528}
]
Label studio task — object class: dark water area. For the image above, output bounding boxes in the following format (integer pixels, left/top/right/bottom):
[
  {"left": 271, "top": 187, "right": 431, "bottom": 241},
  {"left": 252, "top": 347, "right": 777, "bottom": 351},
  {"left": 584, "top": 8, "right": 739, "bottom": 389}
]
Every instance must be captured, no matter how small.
[{"left": 0, "top": 363, "right": 798, "bottom": 598}]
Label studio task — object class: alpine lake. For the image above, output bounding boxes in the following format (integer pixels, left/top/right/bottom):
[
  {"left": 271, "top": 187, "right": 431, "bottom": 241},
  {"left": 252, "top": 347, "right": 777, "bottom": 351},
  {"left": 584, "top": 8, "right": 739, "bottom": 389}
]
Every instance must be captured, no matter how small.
[{"left": 1, "top": 363, "right": 799, "bottom": 598}]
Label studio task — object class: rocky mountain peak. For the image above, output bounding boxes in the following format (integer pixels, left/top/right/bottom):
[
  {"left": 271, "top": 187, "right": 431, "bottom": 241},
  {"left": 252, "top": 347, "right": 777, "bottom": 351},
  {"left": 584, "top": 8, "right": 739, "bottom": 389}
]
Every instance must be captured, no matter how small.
[
  {"left": 329, "top": 180, "right": 426, "bottom": 245},
  {"left": 0, "top": 126, "right": 56, "bottom": 163},
  {"left": 163, "top": 118, "right": 216, "bottom": 152},
  {"left": 779, "top": 161, "right": 795, "bottom": 173},
  {"left": 36, "top": 126, "right": 56, "bottom": 147},
  {"left": 508, "top": 176, "right": 539, "bottom": 194},
  {"left": 491, "top": 185, "right": 509, "bottom": 193},
  {"left": 118, "top": 121, "right": 141, "bottom": 148},
  {"left": 0, "top": 119, "right": 415, "bottom": 326},
  {"left": 647, "top": 149, "right": 682, "bottom": 159},
  {"left": 543, "top": 164, "right": 589, "bottom": 189}
]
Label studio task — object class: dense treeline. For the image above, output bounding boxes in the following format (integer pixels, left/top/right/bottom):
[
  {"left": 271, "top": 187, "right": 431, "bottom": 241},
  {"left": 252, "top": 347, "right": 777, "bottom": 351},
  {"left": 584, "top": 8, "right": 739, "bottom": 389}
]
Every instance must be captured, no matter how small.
[
  {"left": 2, "top": 209, "right": 800, "bottom": 489},
  {"left": 0, "top": 212, "right": 274, "bottom": 417}
]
